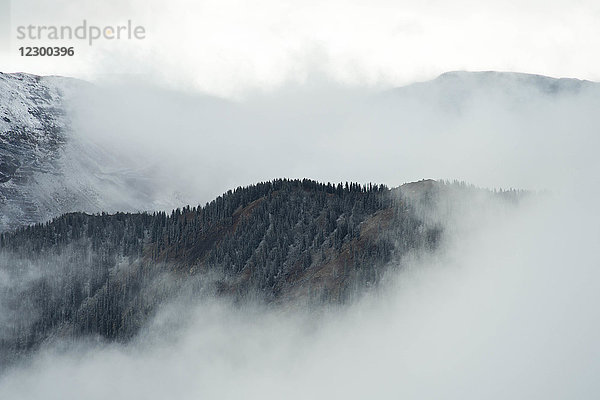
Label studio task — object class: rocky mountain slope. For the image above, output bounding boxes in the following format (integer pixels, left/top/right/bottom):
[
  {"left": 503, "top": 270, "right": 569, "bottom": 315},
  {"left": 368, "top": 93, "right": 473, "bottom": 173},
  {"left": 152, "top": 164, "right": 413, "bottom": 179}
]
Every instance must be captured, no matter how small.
[
  {"left": 0, "top": 72, "right": 76, "bottom": 230},
  {"left": 0, "top": 73, "right": 182, "bottom": 232}
]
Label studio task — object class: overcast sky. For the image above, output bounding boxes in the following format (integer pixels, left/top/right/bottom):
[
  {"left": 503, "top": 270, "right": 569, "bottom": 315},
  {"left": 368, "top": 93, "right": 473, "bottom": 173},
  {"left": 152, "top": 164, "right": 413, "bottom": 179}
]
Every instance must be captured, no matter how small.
[{"left": 3, "top": 0, "right": 600, "bottom": 96}]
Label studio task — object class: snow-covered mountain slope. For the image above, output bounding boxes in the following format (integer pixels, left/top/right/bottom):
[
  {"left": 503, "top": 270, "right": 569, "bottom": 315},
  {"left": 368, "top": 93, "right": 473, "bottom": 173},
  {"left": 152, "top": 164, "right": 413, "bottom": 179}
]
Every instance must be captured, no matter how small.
[
  {"left": 0, "top": 73, "right": 184, "bottom": 232},
  {"left": 0, "top": 73, "right": 78, "bottom": 230}
]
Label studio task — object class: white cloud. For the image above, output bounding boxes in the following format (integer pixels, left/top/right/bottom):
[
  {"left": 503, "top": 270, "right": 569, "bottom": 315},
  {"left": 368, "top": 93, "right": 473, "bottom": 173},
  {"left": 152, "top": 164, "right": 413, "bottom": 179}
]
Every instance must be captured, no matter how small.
[{"left": 5, "top": 0, "right": 600, "bottom": 96}]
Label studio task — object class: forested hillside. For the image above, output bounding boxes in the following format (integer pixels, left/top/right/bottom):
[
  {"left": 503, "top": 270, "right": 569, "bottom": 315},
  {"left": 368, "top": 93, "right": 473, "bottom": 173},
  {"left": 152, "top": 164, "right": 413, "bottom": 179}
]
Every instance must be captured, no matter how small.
[{"left": 0, "top": 178, "right": 516, "bottom": 366}]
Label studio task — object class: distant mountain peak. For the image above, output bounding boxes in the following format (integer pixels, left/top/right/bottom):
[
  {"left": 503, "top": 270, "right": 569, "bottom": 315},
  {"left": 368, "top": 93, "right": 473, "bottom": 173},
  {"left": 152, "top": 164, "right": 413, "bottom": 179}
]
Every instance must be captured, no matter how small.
[{"left": 432, "top": 70, "right": 595, "bottom": 93}]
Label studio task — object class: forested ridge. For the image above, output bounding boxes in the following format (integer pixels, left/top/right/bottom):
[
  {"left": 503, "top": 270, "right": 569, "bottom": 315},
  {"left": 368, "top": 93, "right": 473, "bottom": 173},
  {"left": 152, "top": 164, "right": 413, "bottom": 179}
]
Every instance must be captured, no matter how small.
[{"left": 0, "top": 178, "right": 500, "bottom": 366}]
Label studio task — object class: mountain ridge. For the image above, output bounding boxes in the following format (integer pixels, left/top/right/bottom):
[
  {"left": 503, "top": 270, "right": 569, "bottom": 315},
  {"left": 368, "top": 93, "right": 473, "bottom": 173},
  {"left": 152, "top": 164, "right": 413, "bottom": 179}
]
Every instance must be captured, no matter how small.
[{"left": 0, "top": 178, "right": 451, "bottom": 363}]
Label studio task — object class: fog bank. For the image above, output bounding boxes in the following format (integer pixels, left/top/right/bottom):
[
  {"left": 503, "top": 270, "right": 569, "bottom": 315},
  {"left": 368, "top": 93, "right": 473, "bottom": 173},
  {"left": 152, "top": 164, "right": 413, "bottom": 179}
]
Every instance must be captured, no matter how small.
[{"left": 63, "top": 72, "right": 600, "bottom": 212}]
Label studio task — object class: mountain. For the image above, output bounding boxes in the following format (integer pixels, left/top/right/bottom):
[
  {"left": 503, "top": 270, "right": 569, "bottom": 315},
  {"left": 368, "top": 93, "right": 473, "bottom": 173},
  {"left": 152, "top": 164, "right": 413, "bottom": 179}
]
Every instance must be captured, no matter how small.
[
  {"left": 0, "top": 178, "right": 522, "bottom": 366},
  {"left": 380, "top": 70, "right": 599, "bottom": 116},
  {"left": 394, "top": 71, "right": 596, "bottom": 99}
]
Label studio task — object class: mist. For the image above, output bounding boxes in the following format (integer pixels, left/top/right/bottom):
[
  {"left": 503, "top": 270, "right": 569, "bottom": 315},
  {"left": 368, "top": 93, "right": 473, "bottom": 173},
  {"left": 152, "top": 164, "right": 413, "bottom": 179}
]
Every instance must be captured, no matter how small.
[
  {"left": 1, "top": 73, "right": 599, "bottom": 398},
  {"left": 60, "top": 72, "right": 600, "bottom": 212}
]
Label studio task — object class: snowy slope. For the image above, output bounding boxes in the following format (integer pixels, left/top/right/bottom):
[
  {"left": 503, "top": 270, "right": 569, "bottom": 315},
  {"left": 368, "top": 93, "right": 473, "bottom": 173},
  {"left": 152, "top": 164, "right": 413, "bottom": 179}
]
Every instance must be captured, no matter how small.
[
  {"left": 0, "top": 73, "right": 181, "bottom": 232},
  {"left": 0, "top": 73, "right": 77, "bottom": 230}
]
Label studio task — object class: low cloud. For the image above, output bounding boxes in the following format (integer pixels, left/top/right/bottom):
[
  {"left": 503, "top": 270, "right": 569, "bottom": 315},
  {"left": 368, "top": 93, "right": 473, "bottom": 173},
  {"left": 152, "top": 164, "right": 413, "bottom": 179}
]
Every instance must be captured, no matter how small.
[{"left": 62, "top": 72, "right": 600, "bottom": 211}]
